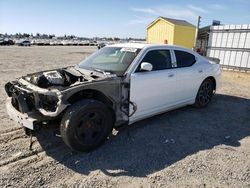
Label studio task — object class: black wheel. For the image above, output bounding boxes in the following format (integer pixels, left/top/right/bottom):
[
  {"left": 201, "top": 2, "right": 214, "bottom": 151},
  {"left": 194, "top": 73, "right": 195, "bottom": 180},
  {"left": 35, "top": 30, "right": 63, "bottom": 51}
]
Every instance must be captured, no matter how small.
[
  {"left": 195, "top": 78, "right": 214, "bottom": 108},
  {"left": 60, "top": 99, "right": 114, "bottom": 152}
]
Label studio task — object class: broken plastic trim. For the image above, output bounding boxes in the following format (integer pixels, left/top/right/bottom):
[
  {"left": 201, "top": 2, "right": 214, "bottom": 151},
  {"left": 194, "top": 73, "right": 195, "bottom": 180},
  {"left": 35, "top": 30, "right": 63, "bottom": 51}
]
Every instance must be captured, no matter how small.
[
  {"left": 129, "top": 101, "right": 137, "bottom": 117},
  {"left": 18, "top": 78, "right": 69, "bottom": 117}
]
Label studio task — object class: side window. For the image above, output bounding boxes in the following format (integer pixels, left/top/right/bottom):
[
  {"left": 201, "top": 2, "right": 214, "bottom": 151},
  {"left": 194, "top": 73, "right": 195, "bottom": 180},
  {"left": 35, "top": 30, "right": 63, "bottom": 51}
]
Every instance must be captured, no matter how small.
[
  {"left": 174, "top": 50, "right": 196, "bottom": 68},
  {"left": 137, "top": 50, "right": 172, "bottom": 71}
]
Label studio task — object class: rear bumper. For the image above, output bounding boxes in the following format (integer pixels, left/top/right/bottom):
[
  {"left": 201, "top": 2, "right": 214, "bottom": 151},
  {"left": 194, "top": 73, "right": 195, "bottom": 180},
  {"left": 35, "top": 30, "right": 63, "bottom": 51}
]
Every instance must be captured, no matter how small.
[{"left": 6, "top": 97, "right": 37, "bottom": 130}]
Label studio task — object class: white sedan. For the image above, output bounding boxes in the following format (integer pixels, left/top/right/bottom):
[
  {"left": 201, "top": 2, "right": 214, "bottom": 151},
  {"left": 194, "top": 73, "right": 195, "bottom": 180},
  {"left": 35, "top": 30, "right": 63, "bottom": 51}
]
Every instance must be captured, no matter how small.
[{"left": 5, "top": 43, "right": 221, "bottom": 151}]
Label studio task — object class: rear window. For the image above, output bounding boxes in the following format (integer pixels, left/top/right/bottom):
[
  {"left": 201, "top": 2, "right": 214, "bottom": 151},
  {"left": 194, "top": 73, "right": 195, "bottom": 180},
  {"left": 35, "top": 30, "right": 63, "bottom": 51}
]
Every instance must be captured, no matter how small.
[{"left": 174, "top": 50, "right": 196, "bottom": 68}]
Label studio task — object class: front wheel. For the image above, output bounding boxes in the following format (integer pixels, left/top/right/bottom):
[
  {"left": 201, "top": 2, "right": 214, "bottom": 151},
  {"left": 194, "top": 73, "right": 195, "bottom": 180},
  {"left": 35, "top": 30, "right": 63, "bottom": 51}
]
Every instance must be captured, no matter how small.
[
  {"left": 60, "top": 99, "right": 114, "bottom": 152},
  {"left": 194, "top": 78, "right": 215, "bottom": 108}
]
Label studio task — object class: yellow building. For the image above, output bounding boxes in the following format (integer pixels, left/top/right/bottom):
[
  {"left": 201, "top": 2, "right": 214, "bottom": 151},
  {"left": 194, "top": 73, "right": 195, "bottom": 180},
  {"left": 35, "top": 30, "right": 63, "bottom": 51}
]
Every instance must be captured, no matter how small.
[{"left": 147, "top": 17, "right": 196, "bottom": 49}]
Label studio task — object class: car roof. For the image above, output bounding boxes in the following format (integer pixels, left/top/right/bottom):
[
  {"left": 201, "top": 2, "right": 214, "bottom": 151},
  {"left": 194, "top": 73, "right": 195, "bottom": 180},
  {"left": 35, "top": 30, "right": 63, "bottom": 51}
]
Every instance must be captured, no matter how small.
[
  {"left": 108, "top": 43, "right": 202, "bottom": 60},
  {"left": 108, "top": 42, "right": 187, "bottom": 50},
  {"left": 108, "top": 43, "right": 149, "bottom": 49}
]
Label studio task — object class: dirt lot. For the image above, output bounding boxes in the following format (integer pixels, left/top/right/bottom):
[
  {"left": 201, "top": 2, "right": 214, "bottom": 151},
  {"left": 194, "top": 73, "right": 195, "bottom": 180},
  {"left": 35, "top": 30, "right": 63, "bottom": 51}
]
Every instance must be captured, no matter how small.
[{"left": 0, "top": 46, "right": 249, "bottom": 188}]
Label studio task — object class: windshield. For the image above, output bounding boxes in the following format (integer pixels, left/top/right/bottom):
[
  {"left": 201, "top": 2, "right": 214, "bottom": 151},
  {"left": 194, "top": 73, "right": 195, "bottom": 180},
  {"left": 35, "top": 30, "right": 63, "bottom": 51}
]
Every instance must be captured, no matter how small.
[{"left": 78, "top": 47, "right": 141, "bottom": 76}]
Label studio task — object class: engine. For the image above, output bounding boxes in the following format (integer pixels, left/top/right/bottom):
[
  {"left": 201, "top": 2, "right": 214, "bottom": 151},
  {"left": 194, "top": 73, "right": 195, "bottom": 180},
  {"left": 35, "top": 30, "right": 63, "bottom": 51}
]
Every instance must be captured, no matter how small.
[{"left": 25, "top": 69, "right": 84, "bottom": 88}]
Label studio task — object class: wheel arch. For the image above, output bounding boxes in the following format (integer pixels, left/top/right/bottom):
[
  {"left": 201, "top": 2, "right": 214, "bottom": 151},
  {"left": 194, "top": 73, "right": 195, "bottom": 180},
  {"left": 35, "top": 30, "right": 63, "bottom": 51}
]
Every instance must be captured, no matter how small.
[
  {"left": 204, "top": 76, "right": 216, "bottom": 91},
  {"left": 67, "top": 89, "right": 116, "bottom": 121}
]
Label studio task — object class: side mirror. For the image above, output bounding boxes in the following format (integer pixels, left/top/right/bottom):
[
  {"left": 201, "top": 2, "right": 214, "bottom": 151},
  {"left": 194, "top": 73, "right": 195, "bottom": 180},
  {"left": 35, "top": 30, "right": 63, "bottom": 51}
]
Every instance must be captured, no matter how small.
[{"left": 140, "top": 62, "right": 153, "bottom": 71}]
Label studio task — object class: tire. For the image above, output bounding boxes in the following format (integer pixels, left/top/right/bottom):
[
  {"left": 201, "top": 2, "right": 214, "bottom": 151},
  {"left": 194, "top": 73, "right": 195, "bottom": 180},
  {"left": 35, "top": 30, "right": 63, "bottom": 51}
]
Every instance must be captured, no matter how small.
[
  {"left": 194, "top": 78, "right": 215, "bottom": 108},
  {"left": 60, "top": 99, "right": 114, "bottom": 152}
]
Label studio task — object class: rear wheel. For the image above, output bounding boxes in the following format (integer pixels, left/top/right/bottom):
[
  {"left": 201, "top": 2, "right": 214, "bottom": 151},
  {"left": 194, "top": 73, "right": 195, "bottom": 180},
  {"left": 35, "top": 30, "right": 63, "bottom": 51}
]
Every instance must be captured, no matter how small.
[
  {"left": 60, "top": 99, "right": 114, "bottom": 152},
  {"left": 195, "top": 78, "right": 215, "bottom": 108}
]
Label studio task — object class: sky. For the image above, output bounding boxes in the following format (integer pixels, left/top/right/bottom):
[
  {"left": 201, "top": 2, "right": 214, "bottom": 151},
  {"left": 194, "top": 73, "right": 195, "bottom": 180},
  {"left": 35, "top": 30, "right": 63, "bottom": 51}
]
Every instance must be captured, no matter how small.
[{"left": 0, "top": 0, "right": 249, "bottom": 38}]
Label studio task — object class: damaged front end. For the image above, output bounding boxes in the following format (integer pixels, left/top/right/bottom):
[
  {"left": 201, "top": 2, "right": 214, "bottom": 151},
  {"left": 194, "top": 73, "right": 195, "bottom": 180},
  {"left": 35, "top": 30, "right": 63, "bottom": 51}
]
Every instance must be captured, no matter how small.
[
  {"left": 5, "top": 69, "right": 71, "bottom": 129},
  {"left": 5, "top": 66, "right": 129, "bottom": 130}
]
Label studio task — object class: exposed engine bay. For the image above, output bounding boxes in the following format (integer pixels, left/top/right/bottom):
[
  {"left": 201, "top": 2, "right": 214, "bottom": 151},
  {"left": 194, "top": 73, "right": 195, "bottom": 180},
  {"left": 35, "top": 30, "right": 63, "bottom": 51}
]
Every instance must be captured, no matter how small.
[
  {"left": 5, "top": 66, "right": 129, "bottom": 129},
  {"left": 24, "top": 67, "right": 104, "bottom": 89},
  {"left": 29, "top": 70, "right": 68, "bottom": 88}
]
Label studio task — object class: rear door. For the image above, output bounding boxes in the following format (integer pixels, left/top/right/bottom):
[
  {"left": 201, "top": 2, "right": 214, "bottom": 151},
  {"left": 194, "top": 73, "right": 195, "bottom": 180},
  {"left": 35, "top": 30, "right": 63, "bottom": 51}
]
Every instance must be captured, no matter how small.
[
  {"left": 129, "top": 48, "right": 178, "bottom": 122},
  {"left": 173, "top": 50, "right": 203, "bottom": 102}
]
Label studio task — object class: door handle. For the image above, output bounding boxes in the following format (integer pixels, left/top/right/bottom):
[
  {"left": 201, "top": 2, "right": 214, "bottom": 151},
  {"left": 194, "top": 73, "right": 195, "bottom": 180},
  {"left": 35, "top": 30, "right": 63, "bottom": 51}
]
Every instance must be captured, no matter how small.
[
  {"left": 168, "top": 73, "right": 174, "bottom": 77},
  {"left": 198, "top": 69, "right": 203, "bottom": 73}
]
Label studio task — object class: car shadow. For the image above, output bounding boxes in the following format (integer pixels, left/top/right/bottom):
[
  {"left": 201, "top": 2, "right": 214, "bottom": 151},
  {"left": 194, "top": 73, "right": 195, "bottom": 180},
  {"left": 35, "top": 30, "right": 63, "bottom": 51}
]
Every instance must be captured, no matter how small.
[{"left": 35, "top": 94, "right": 250, "bottom": 177}]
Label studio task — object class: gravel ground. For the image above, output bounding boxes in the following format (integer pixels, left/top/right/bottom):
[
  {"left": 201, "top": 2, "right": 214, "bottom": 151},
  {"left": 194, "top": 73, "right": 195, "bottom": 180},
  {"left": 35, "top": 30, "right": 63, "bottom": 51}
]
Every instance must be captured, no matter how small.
[{"left": 0, "top": 46, "right": 249, "bottom": 188}]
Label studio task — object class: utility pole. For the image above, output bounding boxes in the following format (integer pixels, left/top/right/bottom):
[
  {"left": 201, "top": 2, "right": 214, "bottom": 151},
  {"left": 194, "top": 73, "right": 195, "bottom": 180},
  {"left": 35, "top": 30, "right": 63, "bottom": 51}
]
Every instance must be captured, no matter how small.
[
  {"left": 197, "top": 16, "right": 201, "bottom": 30},
  {"left": 195, "top": 16, "right": 201, "bottom": 49}
]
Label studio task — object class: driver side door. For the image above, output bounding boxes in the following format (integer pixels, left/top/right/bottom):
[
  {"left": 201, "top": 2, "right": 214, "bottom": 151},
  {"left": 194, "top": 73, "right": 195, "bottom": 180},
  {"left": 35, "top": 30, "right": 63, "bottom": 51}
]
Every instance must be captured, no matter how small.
[{"left": 129, "top": 49, "right": 178, "bottom": 123}]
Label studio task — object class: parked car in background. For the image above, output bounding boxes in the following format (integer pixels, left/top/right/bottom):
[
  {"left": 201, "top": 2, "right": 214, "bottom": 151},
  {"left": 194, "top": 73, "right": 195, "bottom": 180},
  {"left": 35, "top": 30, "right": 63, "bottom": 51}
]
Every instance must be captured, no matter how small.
[
  {"left": 89, "top": 40, "right": 98, "bottom": 46},
  {"left": 97, "top": 42, "right": 107, "bottom": 49},
  {"left": 18, "top": 40, "right": 31, "bottom": 46},
  {"left": 0, "top": 38, "right": 14, "bottom": 45},
  {"left": 5, "top": 43, "right": 221, "bottom": 152}
]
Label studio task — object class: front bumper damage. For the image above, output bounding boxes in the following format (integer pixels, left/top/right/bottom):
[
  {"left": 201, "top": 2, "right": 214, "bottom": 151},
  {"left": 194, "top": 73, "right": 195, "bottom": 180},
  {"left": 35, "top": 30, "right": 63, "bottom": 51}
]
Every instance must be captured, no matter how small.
[
  {"left": 5, "top": 79, "right": 68, "bottom": 129},
  {"left": 6, "top": 97, "right": 37, "bottom": 130},
  {"left": 17, "top": 78, "right": 68, "bottom": 117}
]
